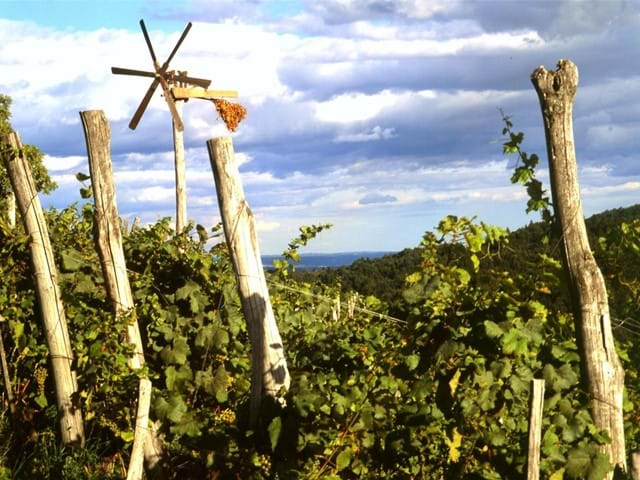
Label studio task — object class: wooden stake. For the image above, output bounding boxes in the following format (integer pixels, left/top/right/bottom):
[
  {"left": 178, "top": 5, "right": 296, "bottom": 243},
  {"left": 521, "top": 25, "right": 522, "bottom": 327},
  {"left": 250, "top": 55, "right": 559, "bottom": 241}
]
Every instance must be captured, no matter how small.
[
  {"left": 532, "top": 60, "right": 626, "bottom": 475},
  {"left": 207, "top": 137, "right": 290, "bottom": 425},
  {"left": 128, "top": 378, "right": 152, "bottom": 480},
  {"left": 80, "top": 110, "right": 166, "bottom": 480},
  {"left": 0, "top": 315, "right": 15, "bottom": 406},
  {"left": 526, "top": 379, "right": 545, "bottom": 480},
  {"left": 6, "top": 191, "right": 15, "bottom": 228},
  {"left": 173, "top": 101, "right": 187, "bottom": 233},
  {"left": 1, "top": 132, "right": 85, "bottom": 446},
  {"left": 631, "top": 452, "right": 640, "bottom": 480}
]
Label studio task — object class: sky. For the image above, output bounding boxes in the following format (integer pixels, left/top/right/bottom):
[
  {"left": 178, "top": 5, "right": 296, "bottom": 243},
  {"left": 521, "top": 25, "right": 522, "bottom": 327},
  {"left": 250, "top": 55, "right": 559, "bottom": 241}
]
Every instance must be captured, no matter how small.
[{"left": 0, "top": 0, "right": 639, "bottom": 254}]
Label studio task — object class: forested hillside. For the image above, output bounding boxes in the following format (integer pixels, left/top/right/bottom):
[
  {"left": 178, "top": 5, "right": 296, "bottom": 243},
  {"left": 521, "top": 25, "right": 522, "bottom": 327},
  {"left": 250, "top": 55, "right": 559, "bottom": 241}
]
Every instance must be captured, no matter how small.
[{"left": 295, "top": 204, "right": 640, "bottom": 317}]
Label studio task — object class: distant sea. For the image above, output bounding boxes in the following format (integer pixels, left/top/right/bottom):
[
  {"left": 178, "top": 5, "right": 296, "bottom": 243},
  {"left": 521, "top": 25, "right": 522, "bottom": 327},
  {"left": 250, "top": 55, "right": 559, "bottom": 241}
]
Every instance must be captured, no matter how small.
[{"left": 261, "top": 251, "right": 392, "bottom": 269}]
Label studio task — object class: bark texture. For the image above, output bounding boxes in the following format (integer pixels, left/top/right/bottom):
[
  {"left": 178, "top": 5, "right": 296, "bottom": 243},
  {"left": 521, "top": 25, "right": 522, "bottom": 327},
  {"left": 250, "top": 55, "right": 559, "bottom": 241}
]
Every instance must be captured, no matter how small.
[
  {"left": 6, "top": 191, "right": 15, "bottom": 228},
  {"left": 531, "top": 60, "right": 626, "bottom": 474},
  {"left": 1, "top": 132, "right": 85, "bottom": 446},
  {"left": 207, "top": 137, "right": 290, "bottom": 425},
  {"left": 526, "top": 379, "right": 545, "bottom": 480},
  {"left": 80, "top": 111, "right": 167, "bottom": 479}
]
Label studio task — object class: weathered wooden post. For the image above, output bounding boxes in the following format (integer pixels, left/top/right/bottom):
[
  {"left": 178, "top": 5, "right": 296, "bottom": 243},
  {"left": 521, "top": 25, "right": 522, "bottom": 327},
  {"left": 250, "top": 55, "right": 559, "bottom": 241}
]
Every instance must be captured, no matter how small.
[
  {"left": 6, "top": 191, "right": 15, "bottom": 228},
  {"left": 173, "top": 101, "right": 187, "bottom": 233},
  {"left": 526, "top": 379, "right": 545, "bottom": 480},
  {"left": 207, "top": 137, "right": 290, "bottom": 425},
  {"left": 80, "top": 110, "right": 166, "bottom": 480},
  {"left": 532, "top": 60, "right": 626, "bottom": 474},
  {"left": 0, "top": 315, "right": 15, "bottom": 413},
  {"left": 1, "top": 132, "right": 85, "bottom": 446},
  {"left": 631, "top": 453, "right": 640, "bottom": 480}
]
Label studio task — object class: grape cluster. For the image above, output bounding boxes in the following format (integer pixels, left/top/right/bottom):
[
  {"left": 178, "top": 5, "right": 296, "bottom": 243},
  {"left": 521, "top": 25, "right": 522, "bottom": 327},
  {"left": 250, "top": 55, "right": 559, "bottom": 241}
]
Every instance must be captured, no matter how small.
[
  {"left": 34, "top": 366, "right": 47, "bottom": 395},
  {"left": 258, "top": 454, "right": 271, "bottom": 474},
  {"left": 218, "top": 408, "right": 236, "bottom": 424},
  {"left": 99, "top": 416, "right": 119, "bottom": 434},
  {"left": 212, "top": 99, "right": 247, "bottom": 132}
]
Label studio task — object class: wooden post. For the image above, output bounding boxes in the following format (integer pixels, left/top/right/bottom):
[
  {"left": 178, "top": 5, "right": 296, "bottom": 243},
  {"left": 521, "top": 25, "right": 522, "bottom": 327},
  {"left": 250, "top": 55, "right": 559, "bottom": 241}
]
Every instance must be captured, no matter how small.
[
  {"left": 173, "top": 101, "right": 187, "bottom": 234},
  {"left": 6, "top": 191, "right": 15, "bottom": 228},
  {"left": 207, "top": 137, "right": 290, "bottom": 425},
  {"left": 631, "top": 453, "right": 640, "bottom": 480},
  {"left": 128, "top": 377, "right": 152, "bottom": 480},
  {"left": 0, "top": 315, "right": 15, "bottom": 407},
  {"left": 532, "top": 60, "right": 626, "bottom": 474},
  {"left": 80, "top": 110, "right": 166, "bottom": 480},
  {"left": 1, "top": 132, "right": 85, "bottom": 446},
  {"left": 527, "top": 379, "right": 545, "bottom": 480}
]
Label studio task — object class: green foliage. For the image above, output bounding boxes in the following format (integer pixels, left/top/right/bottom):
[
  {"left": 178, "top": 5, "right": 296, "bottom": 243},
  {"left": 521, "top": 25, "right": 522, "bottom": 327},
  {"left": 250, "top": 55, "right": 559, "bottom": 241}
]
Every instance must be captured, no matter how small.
[
  {"left": 500, "top": 110, "right": 552, "bottom": 223},
  {"left": 0, "top": 93, "right": 57, "bottom": 202},
  {"left": 0, "top": 94, "right": 11, "bottom": 137}
]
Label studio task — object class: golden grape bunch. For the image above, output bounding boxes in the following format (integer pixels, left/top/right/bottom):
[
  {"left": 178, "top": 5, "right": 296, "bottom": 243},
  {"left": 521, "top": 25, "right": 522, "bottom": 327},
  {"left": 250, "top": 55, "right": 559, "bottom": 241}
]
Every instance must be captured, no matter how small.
[
  {"left": 218, "top": 408, "right": 236, "bottom": 424},
  {"left": 212, "top": 99, "right": 247, "bottom": 132},
  {"left": 35, "top": 366, "right": 47, "bottom": 395}
]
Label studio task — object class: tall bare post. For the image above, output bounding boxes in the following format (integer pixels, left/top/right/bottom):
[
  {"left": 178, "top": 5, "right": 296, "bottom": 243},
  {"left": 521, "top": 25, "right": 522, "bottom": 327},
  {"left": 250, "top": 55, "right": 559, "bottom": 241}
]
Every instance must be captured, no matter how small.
[
  {"left": 532, "top": 60, "right": 626, "bottom": 474},
  {"left": 207, "top": 137, "right": 290, "bottom": 425},
  {"left": 80, "top": 110, "right": 166, "bottom": 480},
  {"left": 1, "top": 132, "right": 85, "bottom": 446},
  {"left": 173, "top": 100, "right": 187, "bottom": 233},
  {"left": 527, "top": 379, "right": 545, "bottom": 480}
]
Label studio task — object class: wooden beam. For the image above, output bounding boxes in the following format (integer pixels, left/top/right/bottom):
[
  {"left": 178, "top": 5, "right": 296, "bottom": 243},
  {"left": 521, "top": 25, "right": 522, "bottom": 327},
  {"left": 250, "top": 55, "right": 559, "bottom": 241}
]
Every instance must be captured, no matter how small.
[{"left": 172, "top": 86, "right": 238, "bottom": 100}]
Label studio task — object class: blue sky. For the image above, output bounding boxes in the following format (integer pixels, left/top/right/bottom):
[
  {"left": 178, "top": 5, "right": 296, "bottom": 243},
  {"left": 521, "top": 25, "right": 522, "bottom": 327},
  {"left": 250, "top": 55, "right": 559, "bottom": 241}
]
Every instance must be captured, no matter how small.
[{"left": 1, "top": 0, "right": 639, "bottom": 254}]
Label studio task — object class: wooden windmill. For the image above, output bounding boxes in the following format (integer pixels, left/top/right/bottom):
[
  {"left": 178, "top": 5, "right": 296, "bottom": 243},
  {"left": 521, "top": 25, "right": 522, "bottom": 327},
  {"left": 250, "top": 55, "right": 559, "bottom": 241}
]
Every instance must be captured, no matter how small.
[{"left": 112, "top": 19, "right": 240, "bottom": 232}]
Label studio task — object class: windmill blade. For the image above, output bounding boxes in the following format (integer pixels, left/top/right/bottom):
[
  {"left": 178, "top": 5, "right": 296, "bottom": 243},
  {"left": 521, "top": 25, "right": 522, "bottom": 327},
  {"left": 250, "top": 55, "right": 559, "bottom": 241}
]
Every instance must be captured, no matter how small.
[
  {"left": 157, "top": 75, "right": 184, "bottom": 131},
  {"left": 140, "top": 19, "right": 158, "bottom": 66},
  {"left": 111, "top": 66, "right": 156, "bottom": 78},
  {"left": 129, "top": 78, "right": 160, "bottom": 130},
  {"left": 163, "top": 22, "right": 192, "bottom": 69}
]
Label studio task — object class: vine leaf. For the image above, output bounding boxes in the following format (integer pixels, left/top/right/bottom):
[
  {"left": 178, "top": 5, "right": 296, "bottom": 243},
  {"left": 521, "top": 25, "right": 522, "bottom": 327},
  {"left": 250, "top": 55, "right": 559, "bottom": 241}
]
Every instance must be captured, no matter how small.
[
  {"left": 336, "top": 447, "right": 353, "bottom": 471},
  {"left": 268, "top": 416, "right": 282, "bottom": 451},
  {"left": 446, "top": 428, "right": 462, "bottom": 463}
]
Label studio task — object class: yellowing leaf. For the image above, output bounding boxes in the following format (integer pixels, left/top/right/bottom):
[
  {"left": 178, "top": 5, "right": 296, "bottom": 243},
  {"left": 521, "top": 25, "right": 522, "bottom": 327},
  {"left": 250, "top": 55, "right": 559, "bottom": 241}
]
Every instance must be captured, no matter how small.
[
  {"left": 549, "top": 468, "right": 564, "bottom": 480},
  {"left": 446, "top": 428, "right": 462, "bottom": 463},
  {"left": 449, "top": 369, "right": 462, "bottom": 397},
  {"left": 405, "top": 272, "right": 422, "bottom": 284}
]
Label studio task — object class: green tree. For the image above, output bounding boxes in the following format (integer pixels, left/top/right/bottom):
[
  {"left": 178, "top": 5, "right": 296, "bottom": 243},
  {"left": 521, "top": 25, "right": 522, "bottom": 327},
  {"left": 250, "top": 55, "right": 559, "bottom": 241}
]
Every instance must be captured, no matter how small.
[{"left": 0, "top": 93, "right": 57, "bottom": 199}]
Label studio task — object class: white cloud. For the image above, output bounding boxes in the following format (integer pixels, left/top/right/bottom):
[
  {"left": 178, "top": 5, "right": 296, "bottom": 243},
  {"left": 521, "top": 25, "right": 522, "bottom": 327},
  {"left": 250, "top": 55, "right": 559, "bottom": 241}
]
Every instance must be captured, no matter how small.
[
  {"left": 582, "top": 181, "right": 640, "bottom": 197},
  {"left": 43, "top": 155, "right": 85, "bottom": 172},
  {"left": 129, "top": 186, "right": 175, "bottom": 203},
  {"left": 255, "top": 219, "right": 280, "bottom": 232},
  {"left": 315, "top": 90, "right": 407, "bottom": 123},
  {"left": 334, "top": 125, "right": 396, "bottom": 143}
]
